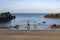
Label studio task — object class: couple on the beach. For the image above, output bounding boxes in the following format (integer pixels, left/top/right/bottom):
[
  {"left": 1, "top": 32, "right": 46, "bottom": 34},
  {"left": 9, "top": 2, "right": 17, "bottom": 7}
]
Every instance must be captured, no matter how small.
[{"left": 27, "top": 20, "right": 37, "bottom": 31}]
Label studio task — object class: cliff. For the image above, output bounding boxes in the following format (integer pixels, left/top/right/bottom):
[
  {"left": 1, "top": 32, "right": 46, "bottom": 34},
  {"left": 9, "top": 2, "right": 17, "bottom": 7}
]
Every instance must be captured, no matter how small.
[
  {"left": 0, "top": 12, "right": 16, "bottom": 22},
  {"left": 44, "top": 13, "right": 60, "bottom": 18}
]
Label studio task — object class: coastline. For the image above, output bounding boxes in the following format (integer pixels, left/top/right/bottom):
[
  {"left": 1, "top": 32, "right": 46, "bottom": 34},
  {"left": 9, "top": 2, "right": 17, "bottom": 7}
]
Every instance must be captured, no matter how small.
[
  {"left": 0, "top": 13, "right": 60, "bottom": 40},
  {"left": 0, "top": 30, "right": 60, "bottom": 40}
]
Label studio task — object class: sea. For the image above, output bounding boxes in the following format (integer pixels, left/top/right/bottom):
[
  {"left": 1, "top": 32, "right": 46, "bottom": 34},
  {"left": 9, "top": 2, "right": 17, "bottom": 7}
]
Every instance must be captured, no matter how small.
[{"left": 0, "top": 13, "right": 60, "bottom": 30}]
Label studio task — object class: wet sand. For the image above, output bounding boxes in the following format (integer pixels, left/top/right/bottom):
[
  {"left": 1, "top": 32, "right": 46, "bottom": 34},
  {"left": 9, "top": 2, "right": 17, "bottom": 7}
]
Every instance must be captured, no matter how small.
[{"left": 0, "top": 30, "right": 60, "bottom": 40}]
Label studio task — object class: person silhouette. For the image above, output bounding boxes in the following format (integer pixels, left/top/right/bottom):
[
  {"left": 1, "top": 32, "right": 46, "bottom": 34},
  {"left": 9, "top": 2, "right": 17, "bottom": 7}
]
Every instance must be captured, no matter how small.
[
  {"left": 27, "top": 20, "right": 30, "bottom": 31},
  {"left": 34, "top": 21, "right": 37, "bottom": 29}
]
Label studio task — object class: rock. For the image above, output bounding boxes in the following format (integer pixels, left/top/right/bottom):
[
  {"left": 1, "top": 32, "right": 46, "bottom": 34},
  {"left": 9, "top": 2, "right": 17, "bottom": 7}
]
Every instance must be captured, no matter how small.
[
  {"left": 0, "top": 12, "right": 16, "bottom": 22},
  {"left": 51, "top": 24, "right": 57, "bottom": 29},
  {"left": 44, "top": 13, "right": 60, "bottom": 18},
  {"left": 51, "top": 24, "right": 60, "bottom": 29},
  {"left": 10, "top": 25, "right": 19, "bottom": 29},
  {"left": 43, "top": 21, "right": 46, "bottom": 24}
]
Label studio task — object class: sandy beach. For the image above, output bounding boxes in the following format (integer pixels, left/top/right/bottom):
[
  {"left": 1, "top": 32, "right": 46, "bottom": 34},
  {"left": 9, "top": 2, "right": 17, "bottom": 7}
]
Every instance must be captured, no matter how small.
[{"left": 0, "top": 30, "right": 60, "bottom": 40}]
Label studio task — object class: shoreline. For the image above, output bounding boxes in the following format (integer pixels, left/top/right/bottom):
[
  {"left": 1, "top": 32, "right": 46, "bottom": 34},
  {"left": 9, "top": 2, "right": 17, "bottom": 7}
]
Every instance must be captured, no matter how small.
[{"left": 0, "top": 28, "right": 60, "bottom": 30}]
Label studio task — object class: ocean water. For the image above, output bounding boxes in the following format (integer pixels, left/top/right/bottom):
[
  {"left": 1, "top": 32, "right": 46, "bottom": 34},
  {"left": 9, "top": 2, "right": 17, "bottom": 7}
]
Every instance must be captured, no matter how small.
[{"left": 0, "top": 13, "right": 60, "bottom": 30}]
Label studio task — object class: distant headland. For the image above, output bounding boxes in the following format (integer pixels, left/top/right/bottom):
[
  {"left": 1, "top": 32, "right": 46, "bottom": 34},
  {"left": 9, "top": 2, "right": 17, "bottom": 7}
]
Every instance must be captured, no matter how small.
[
  {"left": 44, "top": 13, "right": 60, "bottom": 18},
  {"left": 0, "top": 12, "right": 16, "bottom": 22}
]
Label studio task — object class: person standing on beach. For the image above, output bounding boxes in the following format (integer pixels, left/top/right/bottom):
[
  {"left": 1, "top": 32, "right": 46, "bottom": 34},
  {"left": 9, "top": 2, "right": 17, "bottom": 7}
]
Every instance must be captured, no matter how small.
[
  {"left": 34, "top": 21, "right": 37, "bottom": 29},
  {"left": 27, "top": 21, "right": 30, "bottom": 31}
]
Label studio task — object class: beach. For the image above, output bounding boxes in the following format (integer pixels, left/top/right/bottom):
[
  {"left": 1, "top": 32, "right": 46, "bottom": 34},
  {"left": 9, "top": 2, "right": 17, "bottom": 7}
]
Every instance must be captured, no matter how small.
[
  {"left": 0, "top": 0, "right": 60, "bottom": 40},
  {"left": 0, "top": 30, "right": 60, "bottom": 40},
  {"left": 0, "top": 13, "right": 60, "bottom": 40}
]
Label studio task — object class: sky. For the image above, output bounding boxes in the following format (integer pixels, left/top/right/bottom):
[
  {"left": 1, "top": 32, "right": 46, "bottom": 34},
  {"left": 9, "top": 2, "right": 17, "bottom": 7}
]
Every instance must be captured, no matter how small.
[{"left": 0, "top": 0, "right": 60, "bottom": 13}]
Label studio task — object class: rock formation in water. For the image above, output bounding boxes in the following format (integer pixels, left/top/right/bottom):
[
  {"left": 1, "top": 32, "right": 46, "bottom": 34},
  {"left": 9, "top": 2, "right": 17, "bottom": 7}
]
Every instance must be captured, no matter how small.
[
  {"left": 0, "top": 12, "right": 16, "bottom": 22},
  {"left": 44, "top": 13, "right": 60, "bottom": 18},
  {"left": 51, "top": 24, "right": 60, "bottom": 29}
]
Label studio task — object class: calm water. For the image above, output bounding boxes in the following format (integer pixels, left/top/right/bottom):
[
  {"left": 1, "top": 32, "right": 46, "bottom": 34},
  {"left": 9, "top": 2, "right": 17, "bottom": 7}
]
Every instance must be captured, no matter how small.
[{"left": 0, "top": 13, "right": 60, "bottom": 30}]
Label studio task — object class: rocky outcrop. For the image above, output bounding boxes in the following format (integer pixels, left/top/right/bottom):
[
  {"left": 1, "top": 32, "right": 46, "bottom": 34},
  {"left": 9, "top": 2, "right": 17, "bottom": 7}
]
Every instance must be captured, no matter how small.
[
  {"left": 0, "top": 12, "right": 16, "bottom": 22},
  {"left": 51, "top": 24, "right": 60, "bottom": 29},
  {"left": 44, "top": 13, "right": 60, "bottom": 18}
]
